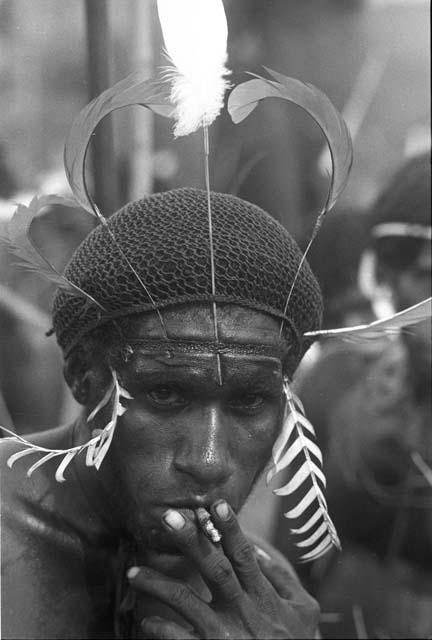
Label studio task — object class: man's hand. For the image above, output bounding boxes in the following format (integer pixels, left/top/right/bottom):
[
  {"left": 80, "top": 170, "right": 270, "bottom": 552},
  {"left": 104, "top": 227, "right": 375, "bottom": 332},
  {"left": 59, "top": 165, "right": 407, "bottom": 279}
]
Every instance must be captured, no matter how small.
[{"left": 127, "top": 500, "right": 319, "bottom": 639}]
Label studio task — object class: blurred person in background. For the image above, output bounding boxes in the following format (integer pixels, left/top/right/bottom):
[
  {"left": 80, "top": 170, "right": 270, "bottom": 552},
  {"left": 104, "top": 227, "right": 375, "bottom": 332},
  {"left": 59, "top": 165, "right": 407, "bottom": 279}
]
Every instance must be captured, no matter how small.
[{"left": 275, "top": 151, "right": 432, "bottom": 639}]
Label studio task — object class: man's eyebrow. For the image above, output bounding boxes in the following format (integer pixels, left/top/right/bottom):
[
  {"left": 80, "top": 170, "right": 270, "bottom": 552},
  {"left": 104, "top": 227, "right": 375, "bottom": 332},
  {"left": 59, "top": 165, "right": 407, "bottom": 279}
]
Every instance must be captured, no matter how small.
[
  {"left": 223, "top": 360, "right": 282, "bottom": 384},
  {"left": 129, "top": 355, "right": 213, "bottom": 376},
  {"left": 127, "top": 354, "right": 282, "bottom": 380}
]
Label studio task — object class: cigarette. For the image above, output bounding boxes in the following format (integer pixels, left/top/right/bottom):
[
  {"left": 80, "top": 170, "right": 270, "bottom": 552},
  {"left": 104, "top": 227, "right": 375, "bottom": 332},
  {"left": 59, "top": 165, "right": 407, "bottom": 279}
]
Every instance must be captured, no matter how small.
[{"left": 195, "top": 508, "right": 222, "bottom": 543}]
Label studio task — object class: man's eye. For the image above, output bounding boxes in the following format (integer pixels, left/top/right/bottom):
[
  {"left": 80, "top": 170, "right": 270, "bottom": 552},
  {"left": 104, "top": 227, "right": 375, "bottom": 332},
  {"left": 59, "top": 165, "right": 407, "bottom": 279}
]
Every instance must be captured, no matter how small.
[
  {"left": 230, "top": 394, "right": 265, "bottom": 411},
  {"left": 147, "top": 386, "right": 186, "bottom": 407}
]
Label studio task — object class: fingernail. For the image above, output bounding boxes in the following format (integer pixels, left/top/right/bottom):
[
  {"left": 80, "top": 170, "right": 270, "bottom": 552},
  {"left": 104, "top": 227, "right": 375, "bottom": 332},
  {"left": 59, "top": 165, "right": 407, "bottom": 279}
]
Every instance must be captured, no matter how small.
[
  {"left": 163, "top": 509, "right": 186, "bottom": 530},
  {"left": 127, "top": 566, "right": 140, "bottom": 579},
  {"left": 214, "top": 500, "right": 230, "bottom": 521},
  {"left": 141, "top": 616, "right": 165, "bottom": 629}
]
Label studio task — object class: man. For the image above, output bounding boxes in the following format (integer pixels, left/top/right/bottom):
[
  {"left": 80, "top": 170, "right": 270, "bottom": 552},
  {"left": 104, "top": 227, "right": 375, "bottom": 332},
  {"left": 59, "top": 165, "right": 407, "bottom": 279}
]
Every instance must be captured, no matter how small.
[
  {"left": 1, "top": 188, "right": 321, "bottom": 639},
  {"left": 275, "top": 152, "right": 432, "bottom": 638}
]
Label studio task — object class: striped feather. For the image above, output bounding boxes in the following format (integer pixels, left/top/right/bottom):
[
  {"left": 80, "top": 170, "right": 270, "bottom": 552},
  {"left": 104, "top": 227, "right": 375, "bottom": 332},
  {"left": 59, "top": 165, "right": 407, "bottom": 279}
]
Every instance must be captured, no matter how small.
[
  {"left": 268, "top": 380, "right": 341, "bottom": 562},
  {"left": 1, "top": 370, "right": 133, "bottom": 481},
  {"left": 55, "top": 451, "right": 78, "bottom": 483},
  {"left": 27, "top": 451, "right": 62, "bottom": 477},
  {"left": 6, "top": 447, "right": 40, "bottom": 468}
]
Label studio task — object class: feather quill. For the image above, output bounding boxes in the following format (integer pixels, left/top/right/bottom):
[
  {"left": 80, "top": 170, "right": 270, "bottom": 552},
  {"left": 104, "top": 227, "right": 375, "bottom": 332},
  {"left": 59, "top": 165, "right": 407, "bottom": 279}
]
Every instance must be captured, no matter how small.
[
  {"left": 157, "top": 0, "right": 230, "bottom": 137},
  {"left": 305, "top": 297, "right": 432, "bottom": 341},
  {"left": 1, "top": 370, "right": 133, "bottom": 482},
  {"left": 267, "top": 381, "right": 340, "bottom": 562}
]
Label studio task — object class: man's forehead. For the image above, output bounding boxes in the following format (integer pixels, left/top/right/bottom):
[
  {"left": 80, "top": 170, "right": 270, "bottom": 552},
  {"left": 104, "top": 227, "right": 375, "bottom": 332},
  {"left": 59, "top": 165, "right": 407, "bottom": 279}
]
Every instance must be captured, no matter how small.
[
  {"left": 124, "top": 349, "right": 283, "bottom": 385},
  {"left": 123, "top": 304, "right": 289, "bottom": 350}
]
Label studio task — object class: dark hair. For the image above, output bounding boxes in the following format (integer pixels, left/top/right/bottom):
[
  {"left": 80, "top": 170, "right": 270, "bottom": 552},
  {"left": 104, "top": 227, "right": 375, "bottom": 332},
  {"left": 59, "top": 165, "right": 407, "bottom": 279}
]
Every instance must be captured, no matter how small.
[
  {"left": 370, "top": 152, "right": 431, "bottom": 270},
  {"left": 372, "top": 152, "right": 431, "bottom": 228}
]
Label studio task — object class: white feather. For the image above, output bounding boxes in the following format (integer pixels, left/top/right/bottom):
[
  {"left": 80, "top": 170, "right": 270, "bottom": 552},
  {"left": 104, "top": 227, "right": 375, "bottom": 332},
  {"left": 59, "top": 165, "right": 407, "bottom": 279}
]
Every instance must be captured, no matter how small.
[
  {"left": 305, "top": 297, "right": 432, "bottom": 341},
  {"left": 268, "top": 382, "right": 341, "bottom": 561},
  {"left": 157, "top": 0, "right": 230, "bottom": 136},
  {"left": 2, "top": 370, "right": 134, "bottom": 482}
]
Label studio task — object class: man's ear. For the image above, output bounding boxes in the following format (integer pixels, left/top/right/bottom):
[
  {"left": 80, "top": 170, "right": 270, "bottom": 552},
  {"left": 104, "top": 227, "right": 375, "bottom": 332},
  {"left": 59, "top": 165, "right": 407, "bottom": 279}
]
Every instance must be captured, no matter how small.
[
  {"left": 63, "top": 348, "right": 92, "bottom": 405},
  {"left": 63, "top": 346, "right": 111, "bottom": 407}
]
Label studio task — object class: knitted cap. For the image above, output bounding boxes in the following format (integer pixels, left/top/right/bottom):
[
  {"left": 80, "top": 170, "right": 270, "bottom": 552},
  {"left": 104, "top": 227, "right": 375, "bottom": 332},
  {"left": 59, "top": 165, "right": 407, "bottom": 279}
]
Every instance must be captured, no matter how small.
[{"left": 52, "top": 188, "right": 322, "bottom": 363}]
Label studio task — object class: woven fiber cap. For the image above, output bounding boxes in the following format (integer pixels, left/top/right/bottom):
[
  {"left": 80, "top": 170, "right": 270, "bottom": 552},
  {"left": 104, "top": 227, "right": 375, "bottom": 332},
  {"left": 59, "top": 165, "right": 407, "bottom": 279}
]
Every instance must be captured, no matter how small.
[{"left": 52, "top": 188, "right": 323, "bottom": 363}]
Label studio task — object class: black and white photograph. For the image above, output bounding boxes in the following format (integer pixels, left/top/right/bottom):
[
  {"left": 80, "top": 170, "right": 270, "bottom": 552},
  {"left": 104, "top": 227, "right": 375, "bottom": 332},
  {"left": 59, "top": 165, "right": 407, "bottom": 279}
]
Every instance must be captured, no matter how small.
[{"left": 0, "top": 1, "right": 430, "bottom": 638}]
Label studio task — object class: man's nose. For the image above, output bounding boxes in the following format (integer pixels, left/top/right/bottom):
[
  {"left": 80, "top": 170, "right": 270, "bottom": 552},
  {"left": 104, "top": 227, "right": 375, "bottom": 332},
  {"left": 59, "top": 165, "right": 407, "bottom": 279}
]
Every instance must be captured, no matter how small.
[{"left": 173, "top": 405, "right": 234, "bottom": 487}]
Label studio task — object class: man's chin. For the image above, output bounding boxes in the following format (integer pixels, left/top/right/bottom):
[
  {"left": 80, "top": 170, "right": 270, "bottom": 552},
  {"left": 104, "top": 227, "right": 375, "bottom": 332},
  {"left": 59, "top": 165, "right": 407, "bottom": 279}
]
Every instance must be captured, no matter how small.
[
  {"left": 131, "top": 525, "right": 184, "bottom": 557},
  {"left": 137, "top": 536, "right": 189, "bottom": 575}
]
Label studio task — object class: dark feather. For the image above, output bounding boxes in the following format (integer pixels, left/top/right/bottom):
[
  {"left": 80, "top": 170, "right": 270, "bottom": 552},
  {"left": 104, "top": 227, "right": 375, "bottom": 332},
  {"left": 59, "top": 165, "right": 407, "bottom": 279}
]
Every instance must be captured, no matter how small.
[
  {"left": 228, "top": 68, "right": 352, "bottom": 214},
  {"left": 2, "top": 195, "right": 105, "bottom": 310},
  {"left": 227, "top": 68, "right": 353, "bottom": 320},
  {"left": 64, "top": 71, "right": 173, "bottom": 215}
]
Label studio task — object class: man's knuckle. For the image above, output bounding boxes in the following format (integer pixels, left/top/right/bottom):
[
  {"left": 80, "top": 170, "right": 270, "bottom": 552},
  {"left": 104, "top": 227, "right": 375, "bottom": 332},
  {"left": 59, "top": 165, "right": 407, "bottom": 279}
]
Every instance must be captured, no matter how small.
[
  {"left": 295, "top": 593, "right": 320, "bottom": 626},
  {"left": 209, "top": 557, "right": 233, "bottom": 584},
  {"left": 309, "top": 596, "right": 321, "bottom": 623},
  {"left": 170, "top": 584, "right": 192, "bottom": 607},
  {"left": 180, "top": 526, "right": 197, "bottom": 546},
  {"left": 232, "top": 541, "right": 253, "bottom": 565}
]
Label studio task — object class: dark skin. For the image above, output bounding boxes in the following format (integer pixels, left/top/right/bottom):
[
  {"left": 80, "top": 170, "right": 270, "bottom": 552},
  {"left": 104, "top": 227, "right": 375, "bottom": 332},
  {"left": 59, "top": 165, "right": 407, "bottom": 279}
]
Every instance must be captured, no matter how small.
[{"left": 65, "top": 304, "right": 319, "bottom": 639}]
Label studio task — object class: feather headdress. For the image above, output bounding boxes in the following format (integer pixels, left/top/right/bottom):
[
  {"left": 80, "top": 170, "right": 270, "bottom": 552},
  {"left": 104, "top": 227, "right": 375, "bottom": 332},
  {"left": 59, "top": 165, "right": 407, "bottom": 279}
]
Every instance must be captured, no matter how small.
[{"left": 6, "top": 2, "right": 428, "bottom": 569}]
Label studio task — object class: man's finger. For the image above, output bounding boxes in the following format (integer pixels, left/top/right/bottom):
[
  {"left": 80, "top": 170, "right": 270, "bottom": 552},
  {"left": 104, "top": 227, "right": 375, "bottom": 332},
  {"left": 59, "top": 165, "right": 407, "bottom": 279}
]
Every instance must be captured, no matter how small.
[
  {"left": 254, "top": 547, "right": 320, "bottom": 628},
  {"left": 141, "top": 616, "right": 197, "bottom": 640},
  {"left": 128, "top": 566, "right": 217, "bottom": 634},
  {"left": 160, "top": 508, "right": 244, "bottom": 602},
  {"left": 210, "top": 500, "right": 268, "bottom": 595}
]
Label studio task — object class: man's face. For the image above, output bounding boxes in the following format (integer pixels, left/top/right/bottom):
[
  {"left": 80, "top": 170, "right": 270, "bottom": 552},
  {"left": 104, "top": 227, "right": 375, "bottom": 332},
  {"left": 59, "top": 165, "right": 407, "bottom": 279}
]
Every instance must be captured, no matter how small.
[{"left": 91, "top": 305, "right": 286, "bottom": 557}]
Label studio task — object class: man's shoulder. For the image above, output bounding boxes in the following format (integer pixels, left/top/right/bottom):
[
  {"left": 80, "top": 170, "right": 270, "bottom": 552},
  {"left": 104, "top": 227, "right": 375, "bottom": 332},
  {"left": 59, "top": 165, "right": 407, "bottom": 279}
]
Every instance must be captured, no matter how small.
[
  {"left": 0, "top": 424, "right": 102, "bottom": 639},
  {"left": 0, "top": 424, "right": 72, "bottom": 495}
]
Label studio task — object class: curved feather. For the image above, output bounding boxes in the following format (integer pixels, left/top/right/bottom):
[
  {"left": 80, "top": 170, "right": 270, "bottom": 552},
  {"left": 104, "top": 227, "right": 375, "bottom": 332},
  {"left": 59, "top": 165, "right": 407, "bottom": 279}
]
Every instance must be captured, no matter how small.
[
  {"left": 64, "top": 72, "right": 173, "bottom": 214},
  {"left": 228, "top": 68, "right": 353, "bottom": 213},
  {"left": 228, "top": 68, "right": 353, "bottom": 326},
  {"left": 55, "top": 450, "right": 78, "bottom": 483},
  {"left": 27, "top": 451, "right": 62, "bottom": 477},
  {"left": 2, "top": 195, "right": 104, "bottom": 311},
  {"left": 269, "top": 381, "right": 341, "bottom": 562},
  {"left": 63, "top": 73, "right": 172, "bottom": 337},
  {"left": 6, "top": 447, "right": 40, "bottom": 468},
  {"left": 305, "top": 297, "right": 432, "bottom": 341}
]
